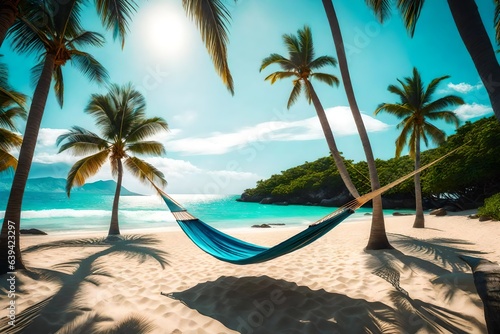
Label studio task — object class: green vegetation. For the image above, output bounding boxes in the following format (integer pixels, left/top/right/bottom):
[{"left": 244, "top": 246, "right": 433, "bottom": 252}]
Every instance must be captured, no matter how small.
[
  {"left": 478, "top": 193, "right": 500, "bottom": 220},
  {"left": 243, "top": 116, "right": 500, "bottom": 210}
]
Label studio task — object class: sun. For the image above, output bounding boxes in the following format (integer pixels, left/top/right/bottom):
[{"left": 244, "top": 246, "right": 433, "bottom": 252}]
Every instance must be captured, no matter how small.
[{"left": 137, "top": 3, "right": 190, "bottom": 60}]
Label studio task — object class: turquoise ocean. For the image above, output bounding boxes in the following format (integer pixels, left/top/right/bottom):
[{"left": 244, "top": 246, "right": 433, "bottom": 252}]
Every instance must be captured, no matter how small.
[{"left": 0, "top": 192, "right": 411, "bottom": 234}]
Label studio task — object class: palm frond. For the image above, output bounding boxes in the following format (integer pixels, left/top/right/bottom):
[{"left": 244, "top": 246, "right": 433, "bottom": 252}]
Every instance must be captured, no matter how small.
[
  {"left": 66, "top": 149, "right": 110, "bottom": 196},
  {"left": 0, "top": 150, "right": 18, "bottom": 171},
  {"left": 374, "top": 103, "right": 413, "bottom": 118},
  {"left": 423, "top": 75, "right": 450, "bottom": 103},
  {"left": 57, "top": 126, "right": 110, "bottom": 155},
  {"left": 365, "top": 0, "right": 393, "bottom": 23},
  {"left": 394, "top": 119, "right": 413, "bottom": 157},
  {"left": 123, "top": 156, "right": 167, "bottom": 188},
  {"left": 9, "top": 0, "right": 55, "bottom": 55},
  {"left": 260, "top": 53, "right": 295, "bottom": 72},
  {"left": 425, "top": 110, "right": 460, "bottom": 127},
  {"left": 127, "top": 141, "right": 166, "bottom": 156},
  {"left": 282, "top": 33, "right": 301, "bottom": 64},
  {"left": 421, "top": 122, "right": 446, "bottom": 146},
  {"left": 0, "top": 107, "right": 26, "bottom": 130},
  {"left": 310, "top": 72, "right": 339, "bottom": 87},
  {"left": 422, "top": 96, "right": 464, "bottom": 115},
  {"left": 85, "top": 93, "right": 117, "bottom": 137},
  {"left": 95, "top": 0, "right": 139, "bottom": 48},
  {"left": 308, "top": 55, "right": 337, "bottom": 70},
  {"left": 287, "top": 79, "right": 302, "bottom": 109},
  {"left": 53, "top": 65, "right": 64, "bottom": 107},
  {"left": 30, "top": 61, "right": 45, "bottom": 90},
  {"left": 264, "top": 71, "right": 297, "bottom": 84},
  {"left": 126, "top": 117, "right": 168, "bottom": 143},
  {"left": 298, "top": 25, "right": 314, "bottom": 65},
  {"left": 0, "top": 128, "right": 23, "bottom": 151},
  {"left": 70, "top": 50, "right": 109, "bottom": 84},
  {"left": 67, "top": 31, "right": 106, "bottom": 48},
  {"left": 183, "top": 0, "right": 234, "bottom": 94},
  {"left": 397, "top": 0, "right": 425, "bottom": 37}
]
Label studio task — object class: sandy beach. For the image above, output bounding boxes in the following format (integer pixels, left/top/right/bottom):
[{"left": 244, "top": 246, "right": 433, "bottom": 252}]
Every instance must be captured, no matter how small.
[{"left": 1, "top": 211, "right": 498, "bottom": 333}]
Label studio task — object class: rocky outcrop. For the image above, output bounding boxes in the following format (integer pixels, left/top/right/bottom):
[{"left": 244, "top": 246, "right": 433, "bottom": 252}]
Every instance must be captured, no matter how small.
[{"left": 20, "top": 228, "right": 47, "bottom": 235}]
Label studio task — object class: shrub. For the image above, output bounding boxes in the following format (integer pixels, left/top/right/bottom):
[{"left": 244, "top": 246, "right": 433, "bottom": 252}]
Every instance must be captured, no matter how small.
[{"left": 478, "top": 193, "right": 500, "bottom": 220}]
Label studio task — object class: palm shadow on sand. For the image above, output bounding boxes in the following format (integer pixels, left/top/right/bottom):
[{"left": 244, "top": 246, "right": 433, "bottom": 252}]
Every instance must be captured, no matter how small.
[
  {"left": 164, "top": 273, "right": 485, "bottom": 334},
  {"left": 0, "top": 235, "right": 168, "bottom": 334}
]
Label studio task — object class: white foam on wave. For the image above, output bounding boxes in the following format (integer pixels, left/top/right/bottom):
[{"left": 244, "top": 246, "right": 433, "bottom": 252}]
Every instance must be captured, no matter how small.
[{"left": 0, "top": 209, "right": 175, "bottom": 221}]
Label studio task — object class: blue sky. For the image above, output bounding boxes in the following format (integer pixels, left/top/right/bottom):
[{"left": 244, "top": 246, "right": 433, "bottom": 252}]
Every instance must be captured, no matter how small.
[{"left": 1, "top": 0, "right": 496, "bottom": 194}]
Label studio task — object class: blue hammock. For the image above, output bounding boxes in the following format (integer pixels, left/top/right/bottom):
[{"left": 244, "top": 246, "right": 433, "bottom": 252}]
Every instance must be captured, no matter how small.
[
  {"left": 157, "top": 148, "right": 457, "bottom": 265},
  {"left": 161, "top": 193, "right": 354, "bottom": 265}
]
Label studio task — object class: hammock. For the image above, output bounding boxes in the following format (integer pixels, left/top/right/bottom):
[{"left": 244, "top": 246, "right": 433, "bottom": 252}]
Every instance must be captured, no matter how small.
[{"left": 157, "top": 148, "right": 458, "bottom": 265}]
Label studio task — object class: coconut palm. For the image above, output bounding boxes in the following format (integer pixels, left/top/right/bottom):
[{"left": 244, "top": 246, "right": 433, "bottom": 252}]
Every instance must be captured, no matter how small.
[
  {"left": 260, "top": 25, "right": 360, "bottom": 199},
  {"left": 57, "top": 83, "right": 168, "bottom": 238},
  {"left": 322, "top": 0, "right": 391, "bottom": 249},
  {"left": 0, "top": 59, "right": 26, "bottom": 172},
  {"left": 366, "top": 0, "right": 500, "bottom": 122},
  {"left": 0, "top": 0, "right": 234, "bottom": 94},
  {"left": 375, "top": 68, "right": 463, "bottom": 228},
  {"left": 0, "top": 0, "right": 108, "bottom": 273}
]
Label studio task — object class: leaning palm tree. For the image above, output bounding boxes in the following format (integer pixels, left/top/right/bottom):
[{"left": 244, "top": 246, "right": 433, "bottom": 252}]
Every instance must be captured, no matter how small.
[
  {"left": 375, "top": 68, "right": 463, "bottom": 228},
  {"left": 260, "top": 25, "right": 360, "bottom": 199},
  {"left": 0, "top": 0, "right": 235, "bottom": 94},
  {"left": 0, "top": 58, "right": 26, "bottom": 172},
  {"left": 0, "top": 0, "right": 108, "bottom": 274},
  {"left": 366, "top": 0, "right": 500, "bottom": 122},
  {"left": 322, "top": 0, "right": 391, "bottom": 249},
  {"left": 57, "top": 83, "right": 168, "bottom": 239}
]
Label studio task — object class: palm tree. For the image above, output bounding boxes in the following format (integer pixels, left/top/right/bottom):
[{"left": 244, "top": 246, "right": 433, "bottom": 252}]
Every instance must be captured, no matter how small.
[
  {"left": 260, "top": 25, "right": 360, "bottom": 199},
  {"left": 0, "top": 58, "right": 26, "bottom": 172},
  {"left": 322, "top": 0, "right": 391, "bottom": 249},
  {"left": 366, "top": 0, "right": 500, "bottom": 123},
  {"left": 375, "top": 68, "right": 463, "bottom": 228},
  {"left": 0, "top": 0, "right": 108, "bottom": 273},
  {"left": 0, "top": 0, "right": 234, "bottom": 94},
  {"left": 57, "top": 83, "right": 168, "bottom": 238}
]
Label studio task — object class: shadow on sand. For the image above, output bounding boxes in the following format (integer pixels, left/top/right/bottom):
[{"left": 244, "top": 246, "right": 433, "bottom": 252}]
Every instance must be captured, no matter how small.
[
  {"left": 0, "top": 235, "right": 168, "bottom": 334},
  {"left": 165, "top": 273, "right": 484, "bottom": 334}
]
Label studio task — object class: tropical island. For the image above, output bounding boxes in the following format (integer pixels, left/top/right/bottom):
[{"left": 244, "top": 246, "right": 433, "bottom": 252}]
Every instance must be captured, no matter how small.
[{"left": 239, "top": 116, "right": 500, "bottom": 212}]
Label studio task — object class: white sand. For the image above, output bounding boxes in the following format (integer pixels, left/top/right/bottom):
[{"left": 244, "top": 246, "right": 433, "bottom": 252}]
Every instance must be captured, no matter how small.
[{"left": 1, "top": 211, "right": 498, "bottom": 333}]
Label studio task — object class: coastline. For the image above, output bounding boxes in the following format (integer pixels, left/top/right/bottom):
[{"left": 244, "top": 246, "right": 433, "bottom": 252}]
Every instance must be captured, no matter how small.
[{"left": 1, "top": 210, "right": 498, "bottom": 333}]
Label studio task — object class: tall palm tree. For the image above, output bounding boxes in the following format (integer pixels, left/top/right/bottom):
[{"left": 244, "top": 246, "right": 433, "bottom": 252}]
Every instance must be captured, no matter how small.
[
  {"left": 0, "top": 0, "right": 108, "bottom": 273},
  {"left": 366, "top": 0, "right": 500, "bottom": 123},
  {"left": 57, "top": 83, "right": 168, "bottom": 238},
  {"left": 322, "top": 0, "right": 391, "bottom": 249},
  {"left": 0, "top": 0, "right": 235, "bottom": 94},
  {"left": 260, "top": 25, "right": 360, "bottom": 199},
  {"left": 375, "top": 68, "right": 463, "bottom": 228},
  {"left": 0, "top": 58, "right": 26, "bottom": 172}
]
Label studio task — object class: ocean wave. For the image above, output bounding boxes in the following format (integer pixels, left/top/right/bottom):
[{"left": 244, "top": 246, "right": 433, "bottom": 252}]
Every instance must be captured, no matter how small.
[{"left": 0, "top": 209, "right": 175, "bottom": 222}]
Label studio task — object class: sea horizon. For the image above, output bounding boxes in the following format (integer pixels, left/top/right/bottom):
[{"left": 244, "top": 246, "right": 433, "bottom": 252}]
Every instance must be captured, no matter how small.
[{"left": 0, "top": 192, "right": 415, "bottom": 235}]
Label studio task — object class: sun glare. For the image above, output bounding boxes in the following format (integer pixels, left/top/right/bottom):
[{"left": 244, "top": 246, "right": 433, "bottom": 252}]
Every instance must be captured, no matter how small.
[{"left": 138, "top": 4, "right": 190, "bottom": 60}]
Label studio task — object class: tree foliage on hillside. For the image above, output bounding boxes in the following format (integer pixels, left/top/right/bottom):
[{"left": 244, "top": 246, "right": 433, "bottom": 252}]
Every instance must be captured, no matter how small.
[{"left": 243, "top": 117, "right": 500, "bottom": 208}]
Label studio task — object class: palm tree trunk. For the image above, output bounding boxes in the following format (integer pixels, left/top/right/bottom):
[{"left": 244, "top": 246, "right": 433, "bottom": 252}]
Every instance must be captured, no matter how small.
[
  {"left": 307, "top": 80, "right": 359, "bottom": 198},
  {"left": 0, "top": 0, "right": 18, "bottom": 47},
  {"left": 413, "top": 137, "right": 424, "bottom": 228},
  {"left": 0, "top": 53, "right": 55, "bottom": 274},
  {"left": 108, "top": 159, "right": 123, "bottom": 236},
  {"left": 322, "top": 0, "right": 391, "bottom": 249},
  {"left": 447, "top": 0, "right": 500, "bottom": 122}
]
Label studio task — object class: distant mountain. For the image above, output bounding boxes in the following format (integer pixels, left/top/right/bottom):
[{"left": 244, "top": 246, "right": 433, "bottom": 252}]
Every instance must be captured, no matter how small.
[{"left": 0, "top": 177, "right": 139, "bottom": 195}]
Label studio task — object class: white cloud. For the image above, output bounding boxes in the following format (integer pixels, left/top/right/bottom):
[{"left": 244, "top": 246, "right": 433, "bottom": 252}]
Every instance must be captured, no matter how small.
[
  {"left": 445, "top": 82, "right": 483, "bottom": 94},
  {"left": 167, "top": 106, "right": 390, "bottom": 155},
  {"left": 36, "top": 128, "right": 67, "bottom": 148},
  {"left": 454, "top": 103, "right": 493, "bottom": 120}
]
